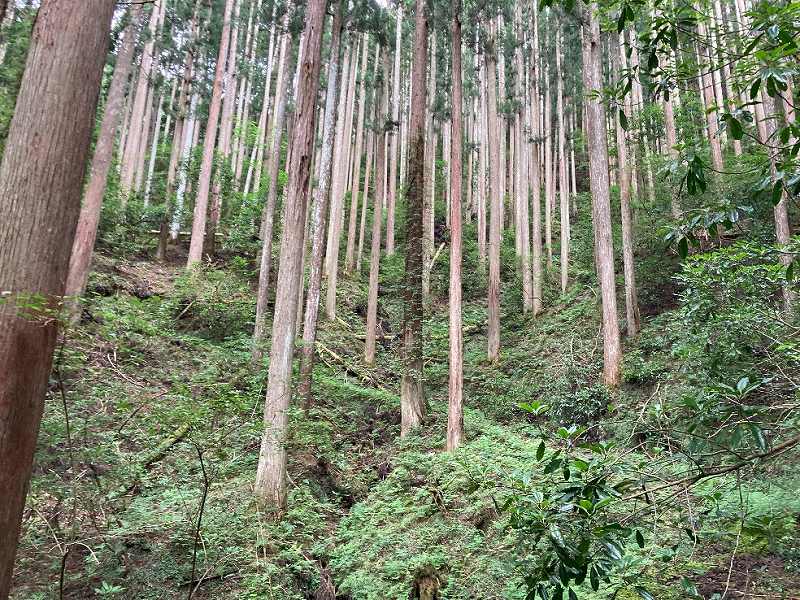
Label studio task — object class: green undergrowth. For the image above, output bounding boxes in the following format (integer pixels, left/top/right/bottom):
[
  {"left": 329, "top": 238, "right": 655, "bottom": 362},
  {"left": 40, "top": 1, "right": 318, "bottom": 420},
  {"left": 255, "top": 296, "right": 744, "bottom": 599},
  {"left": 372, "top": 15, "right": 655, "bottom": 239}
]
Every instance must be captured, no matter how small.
[{"left": 13, "top": 211, "right": 800, "bottom": 599}]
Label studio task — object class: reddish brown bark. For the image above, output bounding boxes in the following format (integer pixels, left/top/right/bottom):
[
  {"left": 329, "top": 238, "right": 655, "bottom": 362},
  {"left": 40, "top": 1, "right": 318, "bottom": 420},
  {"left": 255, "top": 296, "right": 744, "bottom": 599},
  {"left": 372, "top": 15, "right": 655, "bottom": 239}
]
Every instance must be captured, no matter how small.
[
  {"left": 0, "top": 1, "right": 115, "bottom": 594},
  {"left": 65, "top": 5, "right": 143, "bottom": 312},
  {"left": 187, "top": 0, "right": 235, "bottom": 266}
]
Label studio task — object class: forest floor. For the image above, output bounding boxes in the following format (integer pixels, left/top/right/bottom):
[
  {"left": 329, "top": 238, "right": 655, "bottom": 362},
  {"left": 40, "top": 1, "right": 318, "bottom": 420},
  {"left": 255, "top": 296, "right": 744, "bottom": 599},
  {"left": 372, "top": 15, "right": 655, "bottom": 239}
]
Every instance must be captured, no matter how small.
[{"left": 11, "top": 225, "right": 800, "bottom": 599}]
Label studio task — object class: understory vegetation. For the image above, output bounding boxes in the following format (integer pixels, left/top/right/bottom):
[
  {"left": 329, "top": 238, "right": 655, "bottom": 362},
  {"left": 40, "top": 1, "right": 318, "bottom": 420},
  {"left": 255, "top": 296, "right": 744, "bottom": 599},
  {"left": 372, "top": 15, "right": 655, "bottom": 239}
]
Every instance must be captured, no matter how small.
[{"left": 12, "top": 191, "right": 800, "bottom": 599}]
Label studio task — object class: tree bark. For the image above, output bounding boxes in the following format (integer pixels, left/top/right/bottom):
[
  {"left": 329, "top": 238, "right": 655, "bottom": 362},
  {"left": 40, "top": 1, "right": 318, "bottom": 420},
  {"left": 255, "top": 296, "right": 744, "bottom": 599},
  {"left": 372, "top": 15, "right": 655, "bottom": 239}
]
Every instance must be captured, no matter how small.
[
  {"left": 0, "top": 1, "right": 115, "bottom": 594},
  {"left": 65, "top": 5, "right": 142, "bottom": 311},
  {"left": 323, "top": 40, "right": 354, "bottom": 319},
  {"left": 530, "top": 8, "right": 543, "bottom": 315},
  {"left": 614, "top": 34, "right": 640, "bottom": 337},
  {"left": 582, "top": 2, "right": 623, "bottom": 386},
  {"left": 120, "top": 3, "right": 161, "bottom": 198},
  {"left": 385, "top": 4, "right": 404, "bottom": 256},
  {"left": 556, "top": 28, "right": 570, "bottom": 294},
  {"left": 187, "top": 0, "right": 235, "bottom": 266},
  {"left": 254, "top": 0, "right": 327, "bottom": 509},
  {"left": 298, "top": 0, "right": 346, "bottom": 403},
  {"left": 252, "top": 28, "right": 293, "bottom": 363},
  {"left": 447, "top": 0, "right": 464, "bottom": 451},
  {"left": 485, "top": 22, "right": 502, "bottom": 363},
  {"left": 365, "top": 49, "right": 389, "bottom": 365},
  {"left": 344, "top": 36, "right": 370, "bottom": 274},
  {"left": 399, "top": 0, "right": 427, "bottom": 435}
]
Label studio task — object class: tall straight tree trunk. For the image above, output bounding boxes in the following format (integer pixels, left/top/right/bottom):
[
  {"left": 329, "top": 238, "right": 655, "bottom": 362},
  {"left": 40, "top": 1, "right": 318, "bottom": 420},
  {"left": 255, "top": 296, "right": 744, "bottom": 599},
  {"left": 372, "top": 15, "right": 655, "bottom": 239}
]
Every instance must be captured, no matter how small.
[
  {"left": 120, "top": 3, "right": 161, "bottom": 197},
  {"left": 582, "top": 1, "right": 622, "bottom": 386},
  {"left": 0, "top": 2, "right": 115, "bottom": 593},
  {"left": 324, "top": 40, "right": 354, "bottom": 318},
  {"left": 530, "top": 8, "right": 543, "bottom": 315},
  {"left": 556, "top": 28, "right": 570, "bottom": 293},
  {"left": 157, "top": 5, "right": 200, "bottom": 261},
  {"left": 614, "top": 33, "right": 640, "bottom": 336},
  {"left": 357, "top": 55, "right": 380, "bottom": 275},
  {"left": 543, "top": 71, "right": 553, "bottom": 267},
  {"left": 477, "top": 54, "right": 488, "bottom": 263},
  {"left": 187, "top": 0, "right": 235, "bottom": 267},
  {"left": 385, "top": 4, "right": 403, "bottom": 256},
  {"left": 254, "top": 0, "right": 327, "bottom": 509},
  {"left": 208, "top": 0, "right": 241, "bottom": 256},
  {"left": 144, "top": 79, "right": 174, "bottom": 205},
  {"left": 344, "top": 36, "right": 370, "bottom": 273},
  {"left": 298, "top": 0, "right": 346, "bottom": 402},
  {"left": 696, "top": 19, "right": 724, "bottom": 173},
  {"left": 399, "top": 0, "right": 427, "bottom": 435},
  {"left": 447, "top": 0, "right": 464, "bottom": 451},
  {"left": 422, "top": 33, "right": 437, "bottom": 301},
  {"left": 485, "top": 22, "right": 502, "bottom": 363},
  {"left": 365, "top": 50, "right": 390, "bottom": 365},
  {"left": 243, "top": 1, "right": 279, "bottom": 197},
  {"left": 64, "top": 5, "right": 142, "bottom": 310},
  {"left": 134, "top": 84, "right": 154, "bottom": 194},
  {"left": 514, "top": 3, "right": 532, "bottom": 313},
  {"left": 252, "top": 28, "right": 293, "bottom": 362},
  {"left": 762, "top": 94, "right": 794, "bottom": 312}
]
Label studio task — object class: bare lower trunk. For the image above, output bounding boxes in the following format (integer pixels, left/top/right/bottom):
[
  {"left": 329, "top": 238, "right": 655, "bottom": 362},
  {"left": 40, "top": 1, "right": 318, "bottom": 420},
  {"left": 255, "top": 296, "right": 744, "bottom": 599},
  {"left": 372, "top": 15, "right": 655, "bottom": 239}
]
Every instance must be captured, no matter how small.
[
  {"left": 344, "top": 36, "right": 370, "bottom": 274},
  {"left": 530, "top": 9, "right": 543, "bottom": 315},
  {"left": 485, "top": 23, "right": 502, "bottom": 363},
  {"left": 582, "top": 1, "right": 622, "bottom": 386},
  {"left": 613, "top": 34, "right": 640, "bottom": 336},
  {"left": 65, "top": 5, "right": 142, "bottom": 311},
  {"left": 298, "top": 0, "right": 346, "bottom": 403},
  {"left": 447, "top": 0, "right": 464, "bottom": 451},
  {"left": 398, "top": 0, "right": 428, "bottom": 435},
  {"left": 254, "top": 0, "right": 327, "bottom": 510},
  {"left": 120, "top": 4, "right": 160, "bottom": 197},
  {"left": 763, "top": 94, "right": 794, "bottom": 312},
  {"left": 365, "top": 50, "right": 389, "bottom": 365},
  {"left": 0, "top": 2, "right": 114, "bottom": 593},
  {"left": 187, "top": 0, "right": 235, "bottom": 266},
  {"left": 323, "top": 41, "right": 354, "bottom": 319},
  {"left": 385, "top": 5, "right": 403, "bottom": 256},
  {"left": 556, "top": 28, "right": 569, "bottom": 293},
  {"left": 252, "top": 28, "right": 293, "bottom": 363}
]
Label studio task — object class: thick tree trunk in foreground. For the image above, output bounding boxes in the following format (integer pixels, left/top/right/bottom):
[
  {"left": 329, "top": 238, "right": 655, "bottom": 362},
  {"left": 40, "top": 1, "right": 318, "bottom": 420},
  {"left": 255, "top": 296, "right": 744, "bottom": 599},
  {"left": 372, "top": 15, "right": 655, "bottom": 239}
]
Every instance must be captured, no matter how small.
[
  {"left": 65, "top": 5, "right": 142, "bottom": 313},
  {"left": 582, "top": 2, "right": 623, "bottom": 386},
  {"left": 0, "top": 2, "right": 114, "bottom": 594},
  {"left": 399, "top": 0, "right": 428, "bottom": 435},
  {"left": 447, "top": 0, "right": 464, "bottom": 451},
  {"left": 298, "top": 0, "right": 346, "bottom": 403},
  {"left": 187, "top": 0, "right": 235, "bottom": 267},
  {"left": 254, "top": 0, "right": 327, "bottom": 509}
]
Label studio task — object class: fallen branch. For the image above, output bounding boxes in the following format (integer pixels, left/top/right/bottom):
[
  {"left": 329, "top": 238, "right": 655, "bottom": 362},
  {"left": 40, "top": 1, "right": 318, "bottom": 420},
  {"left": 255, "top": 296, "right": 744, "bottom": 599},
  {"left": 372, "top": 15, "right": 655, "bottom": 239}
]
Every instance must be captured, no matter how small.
[{"left": 315, "top": 341, "right": 390, "bottom": 393}]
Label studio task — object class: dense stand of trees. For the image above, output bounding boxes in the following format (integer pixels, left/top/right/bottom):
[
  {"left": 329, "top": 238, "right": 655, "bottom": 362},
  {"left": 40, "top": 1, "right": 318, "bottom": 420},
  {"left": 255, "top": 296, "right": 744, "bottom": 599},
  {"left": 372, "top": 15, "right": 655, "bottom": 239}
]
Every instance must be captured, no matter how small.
[{"left": 0, "top": 0, "right": 797, "bottom": 593}]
